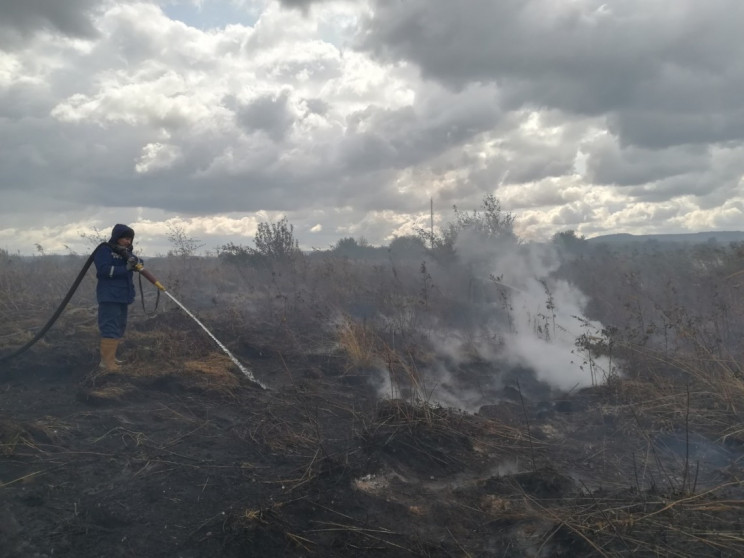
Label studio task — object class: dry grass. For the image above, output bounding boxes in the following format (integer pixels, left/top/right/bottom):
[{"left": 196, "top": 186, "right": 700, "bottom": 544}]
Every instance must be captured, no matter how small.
[
  {"left": 336, "top": 315, "right": 379, "bottom": 372},
  {"left": 182, "top": 352, "right": 242, "bottom": 391},
  {"left": 336, "top": 315, "right": 434, "bottom": 402},
  {"left": 610, "top": 345, "right": 744, "bottom": 447},
  {"left": 82, "top": 384, "right": 136, "bottom": 403},
  {"left": 0, "top": 416, "right": 74, "bottom": 455},
  {"left": 531, "top": 484, "right": 744, "bottom": 557}
]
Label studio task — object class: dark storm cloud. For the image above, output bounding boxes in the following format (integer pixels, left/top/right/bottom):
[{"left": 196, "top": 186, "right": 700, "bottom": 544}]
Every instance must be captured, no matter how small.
[
  {"left": 608, "top": 111, "right": 744, "bottom": 150},
  {"left": 357, "top": 1, "right": 659, "bottom": 95},
  {"left": 0, "top": 0, "right": 100, "bottom": 44},
  {"left": 357, "top": 0, "right": 744, "bottom": 148},
  {"left": 232, "top": 91, "right": 295, "bottom": 142},
  {"left": 623, "top": 174, "right": 717, "bottom": 203},
  {"left": 584, "top": 138, "right": 710, "bottom": 187},
  {"left": 587, "top": 139, "right": 744, "bottom": 205},
  {"left": 0, "top": 114, "right": 155, "bottom": 201}
]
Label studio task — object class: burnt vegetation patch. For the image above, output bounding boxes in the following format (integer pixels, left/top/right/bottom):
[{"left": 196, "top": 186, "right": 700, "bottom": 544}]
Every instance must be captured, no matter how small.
[
  {"left": 361, "top": 400, "right": 477, "bottom": 477},
  {"left": 2, "top": 208, "right": 744, "bottom": 556}
]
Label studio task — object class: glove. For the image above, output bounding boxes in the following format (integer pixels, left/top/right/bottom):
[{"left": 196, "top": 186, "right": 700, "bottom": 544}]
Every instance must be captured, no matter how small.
[{"left": 126, "top": 256, "right": 143, "bottom": 271}]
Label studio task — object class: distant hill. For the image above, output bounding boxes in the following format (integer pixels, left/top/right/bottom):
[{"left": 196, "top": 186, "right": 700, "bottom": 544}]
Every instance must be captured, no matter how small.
[{"left": 587, "top": 231, "right": 744, "bottom": 245}]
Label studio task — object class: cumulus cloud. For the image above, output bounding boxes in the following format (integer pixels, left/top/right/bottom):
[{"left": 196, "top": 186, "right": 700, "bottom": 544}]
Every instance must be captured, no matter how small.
[
  {"left": 135, "top": 141, "right": 182, "bottom": 173},
  {"left": 2, "top": 0, "right": 744, "bottom": 254}
]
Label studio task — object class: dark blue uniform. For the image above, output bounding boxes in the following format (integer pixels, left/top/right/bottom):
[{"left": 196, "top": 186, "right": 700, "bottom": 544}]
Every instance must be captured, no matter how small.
[{"left": 94, "top": 224, "right": 137, "bottom": 339}]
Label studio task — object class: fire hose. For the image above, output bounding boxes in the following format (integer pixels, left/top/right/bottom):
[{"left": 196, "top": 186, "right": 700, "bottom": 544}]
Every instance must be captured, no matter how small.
[{"left": 0, "top": 243, "right": 164, "bottom": 364}]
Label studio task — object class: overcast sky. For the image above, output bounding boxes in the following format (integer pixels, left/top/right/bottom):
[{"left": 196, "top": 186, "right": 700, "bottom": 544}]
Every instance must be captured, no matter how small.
[{"left": 2, "top": 0, "right": 744, "bottom": 255}]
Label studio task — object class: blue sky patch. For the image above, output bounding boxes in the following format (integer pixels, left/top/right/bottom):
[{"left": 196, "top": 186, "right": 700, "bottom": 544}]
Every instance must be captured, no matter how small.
[{"left": 162, "top": 1, "right": 259, "bottom": 30}]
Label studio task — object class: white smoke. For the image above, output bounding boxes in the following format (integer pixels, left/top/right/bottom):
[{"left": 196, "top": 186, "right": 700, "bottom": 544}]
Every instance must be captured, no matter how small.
[
  {"left": 418, "top": 233, "right": 616, "bottom": 406},
  {"left": 502, "top": 276, "right": 611, "bottom": 391},
  {"left": 363, "top": 231, "right": 616, "bottom": 410}
]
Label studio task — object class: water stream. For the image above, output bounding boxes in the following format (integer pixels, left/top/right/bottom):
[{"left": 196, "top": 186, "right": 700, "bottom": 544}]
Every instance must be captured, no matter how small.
[{"left": 164, "top": 291, "right": 267, "bottom": 389}]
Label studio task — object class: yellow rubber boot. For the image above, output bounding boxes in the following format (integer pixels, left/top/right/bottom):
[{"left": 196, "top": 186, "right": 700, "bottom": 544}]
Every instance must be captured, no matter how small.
[
  {"left": 115, "top": 338, "right": 125, "bottom": 365},
  {"left": 99, "top": 338, "right": 121, "bottom": 371}
]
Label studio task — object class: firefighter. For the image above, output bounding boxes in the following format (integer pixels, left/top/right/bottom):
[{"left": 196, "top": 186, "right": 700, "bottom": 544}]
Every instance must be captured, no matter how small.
[{"left": 93, "top": 224, "right": 142, "bottom": 370}]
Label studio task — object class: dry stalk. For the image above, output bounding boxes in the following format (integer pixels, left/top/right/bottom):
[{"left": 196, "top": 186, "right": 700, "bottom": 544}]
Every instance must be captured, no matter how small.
[
  {"left": 0, "top": 470, "right": 45, "bottom": 488},
  {"left": 285, "top": 531, "right": 314, "bottom": 551},
  {"left": 516, "top": 380, "right": 536, "bottom": 472},
  {"left": 308, "top": 521, "right": 409, "bottom": 551}
]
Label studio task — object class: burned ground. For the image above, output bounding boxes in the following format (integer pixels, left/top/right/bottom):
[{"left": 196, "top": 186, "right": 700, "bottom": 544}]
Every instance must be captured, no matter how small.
[
  {"left": 2, "top": 244, "right": 744, "bottom": 557},
  {"left": 1, "top": 301, "right": 743, "bottom": 558}
]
